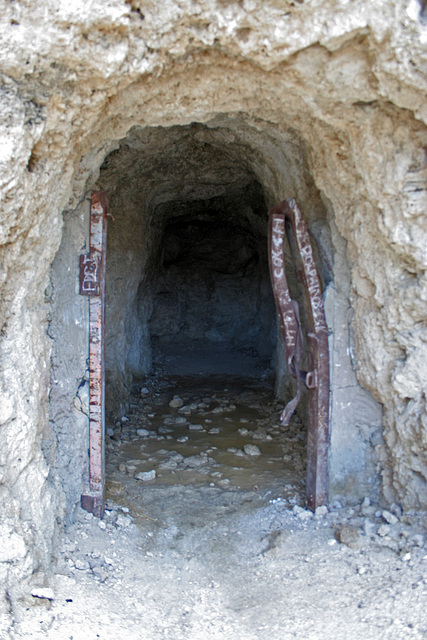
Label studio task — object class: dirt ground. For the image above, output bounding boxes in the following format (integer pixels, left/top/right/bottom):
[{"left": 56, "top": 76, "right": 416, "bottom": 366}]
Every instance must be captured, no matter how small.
[{"left": 8, "top": 376, "right": 427, "bottom": 640}]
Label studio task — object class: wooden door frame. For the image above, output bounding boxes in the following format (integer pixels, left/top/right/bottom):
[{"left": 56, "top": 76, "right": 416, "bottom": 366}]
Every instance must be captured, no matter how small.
[
  {"left": 268, "top": 198, "right": 329, "bottom": 509},
  {"left": 80, "top": 191, "right": 108, "bottom": 518}
]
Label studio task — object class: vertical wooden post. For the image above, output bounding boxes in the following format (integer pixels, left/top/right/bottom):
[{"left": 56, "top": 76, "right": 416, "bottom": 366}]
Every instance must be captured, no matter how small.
[
  {"left": 81, "top": 191, "right": 108, "bottom": 518},
  {"left": 268, "top": 199, "right": 329, "bottom": 510}
]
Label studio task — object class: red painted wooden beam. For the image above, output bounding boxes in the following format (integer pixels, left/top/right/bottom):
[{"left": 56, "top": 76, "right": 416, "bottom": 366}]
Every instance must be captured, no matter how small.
[
  {"left": 268, "top": 198, "right": 329, "bottom": 510},
  {"left": 81, "top": 191, "right": 108, "bottom": 518}
]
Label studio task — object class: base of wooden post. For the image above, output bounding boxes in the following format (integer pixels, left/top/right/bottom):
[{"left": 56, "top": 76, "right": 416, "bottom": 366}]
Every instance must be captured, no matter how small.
[{"left": 81, "top": 491, "right": 105, "bottom": 518}]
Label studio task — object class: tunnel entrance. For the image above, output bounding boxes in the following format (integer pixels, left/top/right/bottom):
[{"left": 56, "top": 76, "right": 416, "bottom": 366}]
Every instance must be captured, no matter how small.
[
  {"left": 100, "top": 159, "right": 303, "bottom": 514},
  {"left": 49, "top": 119, "right": 339, "bottom": 521},
  {"left": 48, "top": 117, "right": 386, "bottom": 526}
]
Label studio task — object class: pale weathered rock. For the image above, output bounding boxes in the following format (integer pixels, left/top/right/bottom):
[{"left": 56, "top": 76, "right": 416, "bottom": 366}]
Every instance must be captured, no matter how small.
[
  {"left": 135, "top": 470, "right": 156, "bottom": 482},
  {"left": 74, "top": 559, "right": 89, "bottom": 571},
  {"left": 382, "top": 510, "right": 399, "bottom": 525},
  {"left": 335, "top": 525, "right": 361, "bottom": 549},
  {"left": 178, "top": 406, "right": 193, "bottom": 416},
  {"left": 169, "top": 396, "right": 184, "bottom": 409},
  {"left": 115, "top": 514, "right": 133, "bottom": 529},
  {"left": 297, "top": 509, "right": 313, "bottom": 521},
  {"left": 377, "top": 524, "right": 391, "bottom": 537},
  {"left": 183, "top": 456, "right": 208, "bottom": 469},
  {"left": 244, "top": 444, "right": 262, "bottom": 457}
]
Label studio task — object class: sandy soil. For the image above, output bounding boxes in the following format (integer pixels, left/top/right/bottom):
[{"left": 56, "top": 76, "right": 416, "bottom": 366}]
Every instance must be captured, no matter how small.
[{"left": 7, "top": 376, "right": 427, "bottom": 640}]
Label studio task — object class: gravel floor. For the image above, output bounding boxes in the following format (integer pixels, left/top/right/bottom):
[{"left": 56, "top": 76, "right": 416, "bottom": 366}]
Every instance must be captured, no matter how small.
[{"left": 8, "top": 376, "right": 427, "bottom": 640}]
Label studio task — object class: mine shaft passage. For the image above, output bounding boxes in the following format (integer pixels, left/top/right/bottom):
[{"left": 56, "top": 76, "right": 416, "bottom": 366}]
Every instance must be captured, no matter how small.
[
  {"left": 97, "top": 122, "right": 325, "bottom": 513},
  {"left": 149, "top": 210, "right": 276, "bottom": 377},
  {"left": 103, "top": 194, "right": 309, "bottom": 512},
  {"left": 103, "top": 195, "right": 309, "bottom": 505},
  {"left": 105, "top": 205, "right": 307, "bottom": 506}
]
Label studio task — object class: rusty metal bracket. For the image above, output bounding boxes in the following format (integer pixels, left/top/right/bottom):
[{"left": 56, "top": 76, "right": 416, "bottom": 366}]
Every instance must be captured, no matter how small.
[
  {"left": 81, "top": 191, "right": 109, "bottom": 519},
  {"left": 268, "top": 198, "right": 329, "bottom": 509}
]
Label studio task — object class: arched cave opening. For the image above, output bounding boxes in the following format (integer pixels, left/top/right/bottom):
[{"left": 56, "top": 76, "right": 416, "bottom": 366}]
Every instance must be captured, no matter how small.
[
  {"left": 50, "top": 116, "right": 380, "bottom": 526},
  {"left": 94, "top": 121, "right": 320, "bottom": 510}
]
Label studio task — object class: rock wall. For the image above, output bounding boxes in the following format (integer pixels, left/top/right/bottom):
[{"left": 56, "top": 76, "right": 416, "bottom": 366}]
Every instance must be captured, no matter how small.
[
  {"left": 49, "top": 200, "right": 91, "bottom": 524},
  {"left": 0, "top": 0, "right": 426, "bottom": 622}
]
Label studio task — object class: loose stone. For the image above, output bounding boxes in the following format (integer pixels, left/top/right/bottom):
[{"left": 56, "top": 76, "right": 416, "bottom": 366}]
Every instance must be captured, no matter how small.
[
  {"left": 297, "top": 510, "right": 313, "bottom": 521},
  {"left": 169, "top": 396, "right": 184, "bottom": 408},
  {"left": 135, "top": 470, "right": 156, "bottom": 481},
  {"left": 244, "top": 444, "right": 262, "bottom": 456},
  {"left": 335, "top": 525, "right": 361, "bottom": 549},
  {"left": 178, "top": 406, "right": 192, "bottom": 415},
  {"left": 116, "top": 514, "right": 133, "bottom": 528},
  {"left": 184, "top": 455, "right": 208, "bottom": 468},
  {"left": 382, "top": 510, "right": 399, "bottom": 525},
  {"left": 378, "top": 524, "right": 391, "bottom": 537}
]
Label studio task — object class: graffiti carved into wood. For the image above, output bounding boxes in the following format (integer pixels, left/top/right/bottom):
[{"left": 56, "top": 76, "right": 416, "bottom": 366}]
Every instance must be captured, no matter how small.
[{"left": 268, "top": 198, "right": 329, "bottom": 509}]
